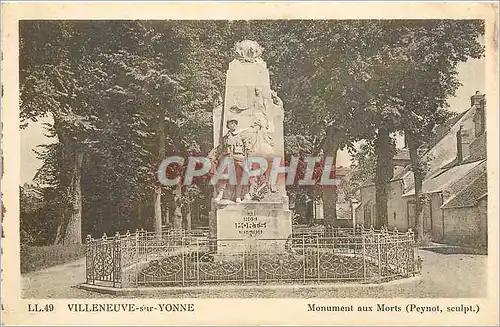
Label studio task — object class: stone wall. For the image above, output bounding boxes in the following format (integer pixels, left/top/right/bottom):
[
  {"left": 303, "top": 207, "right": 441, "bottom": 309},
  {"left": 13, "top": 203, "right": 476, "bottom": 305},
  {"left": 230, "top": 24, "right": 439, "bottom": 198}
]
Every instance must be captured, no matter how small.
[
  {"left": 442, "top": 198, "right": 487, "bottom": 249},
  {"left": 429, "top": 193, "right": 444, "bottom": 242},
  {"left": 332, "top": 202, "right": 352, "bottom": 228},
  {"left": 356, "top": 183, "right": 375, "bottom": 227},
  {"left": 356, "top": 180, "right": 410, "bottom": 231},
  {"left": 387, "top": 180, "right": 408, "bottom": 230}
]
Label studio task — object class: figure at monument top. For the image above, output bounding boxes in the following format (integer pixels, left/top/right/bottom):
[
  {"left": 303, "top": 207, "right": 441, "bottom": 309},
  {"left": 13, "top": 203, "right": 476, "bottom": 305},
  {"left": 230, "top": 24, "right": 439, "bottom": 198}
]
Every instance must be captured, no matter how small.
[{"left": 234, "top": 40, "right": 264, "bottom": 63}]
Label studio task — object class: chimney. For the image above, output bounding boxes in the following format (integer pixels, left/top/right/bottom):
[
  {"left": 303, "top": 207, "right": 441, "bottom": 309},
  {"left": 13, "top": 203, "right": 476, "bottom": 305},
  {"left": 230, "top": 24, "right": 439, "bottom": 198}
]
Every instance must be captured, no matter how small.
[
  {"left": 456, "top": 126, "right": 463, "bottom": 162},
  {"left": 472, "top": 91, "right": 486, "bottom": 137},
  {"left": 471, "top": 90, "right": 485, "bottom": 107},
  {"left": 456, "top": 125, "right": 471, "bottom": 163}
]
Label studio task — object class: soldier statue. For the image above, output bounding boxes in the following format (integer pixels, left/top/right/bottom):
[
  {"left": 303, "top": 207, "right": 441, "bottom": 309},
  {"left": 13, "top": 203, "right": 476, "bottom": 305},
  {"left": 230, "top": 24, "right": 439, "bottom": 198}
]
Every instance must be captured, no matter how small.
[{"left": 208, "top": 119, "right": 250, "bottom": 203}]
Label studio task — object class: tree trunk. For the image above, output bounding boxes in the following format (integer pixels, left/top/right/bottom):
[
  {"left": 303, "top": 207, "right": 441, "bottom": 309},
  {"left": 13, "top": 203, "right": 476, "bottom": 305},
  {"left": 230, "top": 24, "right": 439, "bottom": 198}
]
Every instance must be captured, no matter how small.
[
  {"left": 154, "top": 188, "right": 162, "bottom": 235},
  {"left": 406, "top": 131, "right": 424, "bottom": 241},
  {"left": 165, "top": 206, "right": 170, "bottom": 228},
  {"left": 138, "top": 200, "right": 143, "bottom": 228},
  {"left": 306, "top": 188, "right": 315, "bottom": 226},
  {"left": 321, "top": 127, "right": 341, "bottom": 230},
  {"left": 173, "top": 184, "right": 183, "bottom": 230},
  {"left": 154, "top": 110, "right": 166, "bottom": 235},
  {"left": 375, "top": 126, "right": 393, "bottom": 229},
  {"left": 52, "top": 115, "right": 84, "bottom": 245},
  {"left": 54, "top": 148, "right": 84, "bottom": 245}
]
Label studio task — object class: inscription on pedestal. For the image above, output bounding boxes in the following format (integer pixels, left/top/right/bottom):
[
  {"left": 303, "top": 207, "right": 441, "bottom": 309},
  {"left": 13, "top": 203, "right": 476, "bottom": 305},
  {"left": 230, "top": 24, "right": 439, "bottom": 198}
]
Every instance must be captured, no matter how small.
[
  {"left": 216, "top": 204, "right": 292, "bottom": 256},
  {"left": 236, "top": 209, "right": 267, "bottom": 237},
  {"left": 218, "top": 207, "right": 288, "bottom": 240}
]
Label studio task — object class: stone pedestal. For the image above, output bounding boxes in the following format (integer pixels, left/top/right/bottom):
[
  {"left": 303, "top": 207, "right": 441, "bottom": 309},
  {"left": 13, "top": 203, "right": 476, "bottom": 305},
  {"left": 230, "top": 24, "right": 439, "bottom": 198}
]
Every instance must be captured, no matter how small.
[{"left": 213, "top": 200, "right": 292, "bottom": 256}]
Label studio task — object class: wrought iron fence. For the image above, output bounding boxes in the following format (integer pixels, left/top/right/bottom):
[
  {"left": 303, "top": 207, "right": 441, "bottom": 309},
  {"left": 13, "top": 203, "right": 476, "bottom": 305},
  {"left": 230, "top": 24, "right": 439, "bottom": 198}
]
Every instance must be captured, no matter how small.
[{"left": 85, "top": 226, "right": 418, "bottom": 288}]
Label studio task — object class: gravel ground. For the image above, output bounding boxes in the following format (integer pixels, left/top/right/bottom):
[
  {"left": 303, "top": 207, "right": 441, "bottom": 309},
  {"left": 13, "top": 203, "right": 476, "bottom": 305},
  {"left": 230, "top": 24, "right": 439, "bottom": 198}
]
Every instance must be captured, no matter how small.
[{"left": 21, "top": 249, "right": 487, "bottom": 298}]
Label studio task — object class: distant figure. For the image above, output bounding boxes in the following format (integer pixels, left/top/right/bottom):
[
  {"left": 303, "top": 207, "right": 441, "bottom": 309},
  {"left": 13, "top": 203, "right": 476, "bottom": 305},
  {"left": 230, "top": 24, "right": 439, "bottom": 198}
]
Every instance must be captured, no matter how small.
[
  {"left": 415, "top": 256, "right": 423, "bottom": 273},
  {"left": 271, "top": 90, "right": 284, "bottom": 111}
]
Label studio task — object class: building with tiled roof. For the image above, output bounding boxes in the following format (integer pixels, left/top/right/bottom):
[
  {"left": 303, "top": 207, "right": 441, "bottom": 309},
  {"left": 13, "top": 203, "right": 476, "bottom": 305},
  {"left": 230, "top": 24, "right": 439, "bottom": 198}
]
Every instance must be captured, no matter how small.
[{"left": 355, "top": 91, "right": 487, "bottom": 249}]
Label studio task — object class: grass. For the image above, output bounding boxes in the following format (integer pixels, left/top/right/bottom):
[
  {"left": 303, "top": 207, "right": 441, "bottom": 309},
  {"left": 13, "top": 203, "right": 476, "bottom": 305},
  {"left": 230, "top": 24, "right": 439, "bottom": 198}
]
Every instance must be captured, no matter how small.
[{"left": 21, "top": 243, "right": 86, "bottom": 274}]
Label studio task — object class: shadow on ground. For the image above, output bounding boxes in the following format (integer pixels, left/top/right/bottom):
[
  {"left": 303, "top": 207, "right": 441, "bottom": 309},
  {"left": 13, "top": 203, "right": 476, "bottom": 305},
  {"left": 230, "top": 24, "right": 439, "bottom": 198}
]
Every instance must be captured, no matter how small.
[{"left": 420, "top": 244, "right": 487, "bottom": 255}]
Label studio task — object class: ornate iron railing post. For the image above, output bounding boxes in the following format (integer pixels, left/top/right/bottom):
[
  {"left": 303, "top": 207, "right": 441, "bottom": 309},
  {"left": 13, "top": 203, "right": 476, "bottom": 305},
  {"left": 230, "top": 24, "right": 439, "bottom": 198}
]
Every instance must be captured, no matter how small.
[
  {"left": 101, "top": 233, "right": 108, "bottom": 283},
  {"left": 332, "top": 229, "right": 335, "bottom": 253},
  {"left": 242, "top": 243, "right": 246, "bottom": 284},
  {"left": 122, "top": 230, "right": 130, "bottom": 286},
  {"left": 384, "top": 227, "right": 388, "bottom": 266},
  {"left": 86, "top": 234, "right": 93, "bottom": 284},
  {"left": 196, "top": 237, "right": 200, "bottom": 286},
  {"left": 113, "top": 231, "right": 120, "bottom": 287},
  {"left": 383, "top": 228, "right": 389, "bottom": 278},
  {"left": 257, "top": 240, "right": 260, "bottom": 284},
  {"left": 302, "top": 234, "right": 306, "bottom": 283},
  {"left": 316, "top": 234, "right": 320, "bottom": 282},
  {"left": 407, "top": 228, "right": 415, "bottom": 276},
  {"left": 362, "top": 233, "right": 366, "bottom": 282},
  {"left": 135, "top": 229, "right": 140, "bottom": 286},
  {"left": 393, "top": 227, "right": 400, "bottom": 275},
  {"left": 377, "top": 234, "right": 382, "bottom": 283},
  {"left": 181, "top": 236, "right": 185, "bottom": 286},
  {"left": 135, "top": 229, "right": 139, "bottom": 256},
  {"left": 140, "top": 228, "right": 146, "bottom": 258}
]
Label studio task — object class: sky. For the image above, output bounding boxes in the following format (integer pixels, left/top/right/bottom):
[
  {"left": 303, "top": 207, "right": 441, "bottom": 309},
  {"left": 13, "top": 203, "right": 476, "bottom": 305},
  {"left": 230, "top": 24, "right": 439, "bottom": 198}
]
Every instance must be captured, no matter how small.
[{"left": 20, "top": 56, "right": 485, "bottom": 184}]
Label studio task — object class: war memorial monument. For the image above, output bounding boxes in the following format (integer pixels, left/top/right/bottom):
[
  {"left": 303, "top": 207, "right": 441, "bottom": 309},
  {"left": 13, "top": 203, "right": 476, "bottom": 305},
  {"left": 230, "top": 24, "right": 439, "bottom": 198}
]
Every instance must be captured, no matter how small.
[{"left": 82, "top": 41, "right": 418, "bottom": 292}]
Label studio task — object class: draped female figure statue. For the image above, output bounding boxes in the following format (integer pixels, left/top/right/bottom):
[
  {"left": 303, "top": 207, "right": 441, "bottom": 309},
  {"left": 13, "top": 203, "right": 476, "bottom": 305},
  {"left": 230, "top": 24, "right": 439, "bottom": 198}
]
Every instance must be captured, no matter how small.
[
  {"left": 246, "top": 87, "right": 275, "bottom": 157},
  {"left": 244, "top": 88, "right": 277, "bottom": 196},
  {"left": 225, "top": 87, "right": 278, "bottom": 199}
]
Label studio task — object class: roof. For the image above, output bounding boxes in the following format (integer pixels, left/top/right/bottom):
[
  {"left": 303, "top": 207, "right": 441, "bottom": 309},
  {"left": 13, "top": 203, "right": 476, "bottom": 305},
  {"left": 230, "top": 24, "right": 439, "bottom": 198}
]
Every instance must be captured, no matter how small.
[
  {"left": 392, "top": 164, "right": 412, "bottom": 181},
  {"left": 422, "top": 108, "right": 476, "bottom": 176},
  {"left": 402, "top": 159, "right": 485, "bottom": 197},
  {"left": 424, "top": 110, "right": 468, "bottom": 152},
  {"left": 441, "top": 172, "right": 488, "bottom": 209}
]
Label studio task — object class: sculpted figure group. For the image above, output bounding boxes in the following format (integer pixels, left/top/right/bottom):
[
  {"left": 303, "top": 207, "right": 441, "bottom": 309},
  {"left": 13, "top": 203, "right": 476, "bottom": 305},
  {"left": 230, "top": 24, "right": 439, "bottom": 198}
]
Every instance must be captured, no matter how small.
[{"left": 209, "top": 87, "right": 283, "bottom": 203}]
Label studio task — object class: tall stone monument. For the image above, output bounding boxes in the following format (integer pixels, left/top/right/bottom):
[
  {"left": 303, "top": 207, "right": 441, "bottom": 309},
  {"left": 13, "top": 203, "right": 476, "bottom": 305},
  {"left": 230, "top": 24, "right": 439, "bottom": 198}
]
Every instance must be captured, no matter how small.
[{"left": 210, "top": 40, "right": 292, "bottom": 255}]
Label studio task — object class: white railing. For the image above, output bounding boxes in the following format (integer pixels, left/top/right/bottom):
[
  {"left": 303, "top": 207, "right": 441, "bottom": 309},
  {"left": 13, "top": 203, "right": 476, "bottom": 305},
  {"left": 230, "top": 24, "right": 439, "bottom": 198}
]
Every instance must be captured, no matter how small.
[{"left": 85, "top": 226, "right": 418, "bottom": 288}]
